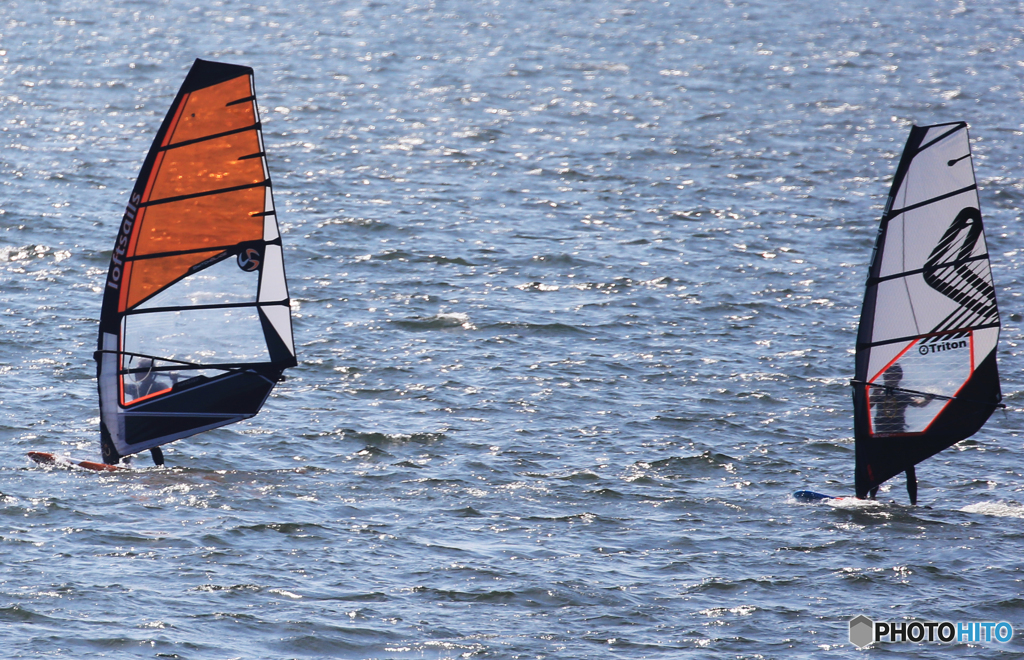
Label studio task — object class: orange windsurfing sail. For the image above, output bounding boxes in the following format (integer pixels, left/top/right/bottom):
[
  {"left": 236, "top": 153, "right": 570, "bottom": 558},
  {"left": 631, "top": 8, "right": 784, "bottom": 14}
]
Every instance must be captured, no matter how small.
[{"left": 96, "top": 59, "right": 296, "bottom": 465}]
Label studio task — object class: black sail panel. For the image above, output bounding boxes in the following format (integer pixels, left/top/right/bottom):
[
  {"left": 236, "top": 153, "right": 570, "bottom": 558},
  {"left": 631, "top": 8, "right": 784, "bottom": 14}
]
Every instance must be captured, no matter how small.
[
  {"left": 122, "top": 371, "right": 278, "bottom": 446},
  {"left": 853, "top": 122, "right": 1001, "bottom": 498}
]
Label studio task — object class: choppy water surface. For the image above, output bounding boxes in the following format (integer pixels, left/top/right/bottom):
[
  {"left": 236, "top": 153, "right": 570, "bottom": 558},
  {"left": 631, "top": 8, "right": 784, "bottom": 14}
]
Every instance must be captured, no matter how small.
[{"left": 2, "top": 1, "right": 1024, "bottom": 657}]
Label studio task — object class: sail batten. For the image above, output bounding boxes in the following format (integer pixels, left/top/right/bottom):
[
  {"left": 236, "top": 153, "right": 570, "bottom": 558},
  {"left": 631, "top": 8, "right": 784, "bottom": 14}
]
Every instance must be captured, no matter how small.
[
  {"left": 157, "top": 122, "right": 263, "bottom": 151},
  {"left": 128, "top": 241, "right": 278, "bottom": 263},
  {"left": 885, "top": 184, "right": 979, "bottom": 219},
  {"left": 125, "top": 299, "right": 289, "bottom": 315},
  {"left": 869, "top": 253, "right": 990, "bottom": 285},
  {"left": 853, "top": 122, "right": 1001, "bottom": 499},
  {"left": 96, "top": 59, "right": 295, "bottom": 464},
  {"left": 141, "top": 181, "right": 270, "bottom": 208}
]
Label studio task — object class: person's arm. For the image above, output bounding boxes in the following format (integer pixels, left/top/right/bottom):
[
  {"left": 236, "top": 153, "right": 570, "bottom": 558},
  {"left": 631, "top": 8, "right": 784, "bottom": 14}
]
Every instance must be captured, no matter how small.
[{"left": 910, "top": 393, "right": 935, "bottom": 407}]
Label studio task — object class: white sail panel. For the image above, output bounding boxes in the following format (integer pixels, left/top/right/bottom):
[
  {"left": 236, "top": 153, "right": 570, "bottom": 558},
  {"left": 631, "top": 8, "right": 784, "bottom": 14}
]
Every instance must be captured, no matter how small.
[
  {"left": 122, "top": 307, "right": 270, "bottom": 364},
  {"left": 259, "top": 245, "right": 288, "bottom": 302},
  {"left": 262, "top": 304, "right": 294, "bottom": 354},
  {"left": 870, "top": 275, "right": 962, "bottom": 343},
  {"left": 135, "top": 256, "right": 259, "bottom": 310},
  {"left": 888, "top": 130, "right": 976, "bottom": 212}
]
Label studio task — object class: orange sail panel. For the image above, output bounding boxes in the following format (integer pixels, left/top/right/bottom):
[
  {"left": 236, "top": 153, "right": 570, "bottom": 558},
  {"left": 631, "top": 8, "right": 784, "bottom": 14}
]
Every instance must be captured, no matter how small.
[
  {"left": 133, "top": 187, "right": 267, "bottom": 256},
  {"left": 147, "top": 131, "right": 265, "bottom": 202},
  {"left": 165, "top": 75, "right": 256, "bottom": 146},
  {"left": 119, "top": 73, "right": 269, "bottom": 313}
]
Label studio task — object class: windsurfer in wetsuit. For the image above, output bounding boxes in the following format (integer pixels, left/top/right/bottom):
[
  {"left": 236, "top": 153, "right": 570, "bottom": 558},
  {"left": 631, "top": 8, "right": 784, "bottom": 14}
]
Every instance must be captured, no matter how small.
[
  {"left": 869, "top": 364, "right": 934, "bottom": 504},
  {"left": 131, "top": 358, "right": 159, "bottom": 398},
  {"left": 126, "top": 358, "right": 167, "bottom": 467}
]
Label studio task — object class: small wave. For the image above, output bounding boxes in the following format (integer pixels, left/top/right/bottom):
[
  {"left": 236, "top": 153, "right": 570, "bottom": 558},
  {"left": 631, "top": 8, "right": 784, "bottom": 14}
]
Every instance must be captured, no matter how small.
[
  {"left": 190, "top": 583, "right": 262, "bottom": 593},
  {"left": 699, "top": 605, "right": 757, "bottom": 617},
  {"left": 825, "top": 496, "right": 886, "bottom": 510},
  {"left": 409, "top": 586, "right": 518, "bottom": 603},
  {"left": 552, "top": 167, "right": 596, "bottom": 181},
  {"left": 482, "top": 321, "right": 588, "bottom": 336},
  {"left": 585, "top": 487, "right": 625, "bottom": 498},
  {"left": 345, "top": 430, "right": 448, "bottom": 445},
  {"left": 414, "top": 254, "right": 474, "bottom": 266},
  {"left": 566, "top": 276, "right": 673, "bottom": 292},
  {"left": 961, "top": 501, "right": 1024, "bottom": 518},
  {"left": 371, "top": 249, "right": 412, "bottom": 261},
  {"left": 526, "top": 251, "right": 588, "bottom": 264},
  {"left": 234, "top": 522, "right": 330, "bottom": 535},
  {"left": 0, "top": 603, "right": 55, "bottom": 624},
  {"left": 516, "top": 281, "right": 560, "bottom": 292},
  {"left": 0, "top": 244, "right": 54, "bottom": 263},
  {"left": 355, "top": 445, "right": 395, "bottom": 458},
  {"left": 392, "top": 313, "right": 475, "bottom": 330},
  {"left": 640, "top": 451, "right": 737, "bottom": 471},
  {"left": 552, "top": 470, "right": 601, "bottom": 482}
]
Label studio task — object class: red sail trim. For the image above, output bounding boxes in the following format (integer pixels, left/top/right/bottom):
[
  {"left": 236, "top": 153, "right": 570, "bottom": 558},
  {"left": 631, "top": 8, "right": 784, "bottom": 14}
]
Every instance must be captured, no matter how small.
[
  {"left": 122, "top": 385, "right": 173, "bottom": 407},
  {"left": 865, "top": 332, "right": 976, "bottom": 437}
]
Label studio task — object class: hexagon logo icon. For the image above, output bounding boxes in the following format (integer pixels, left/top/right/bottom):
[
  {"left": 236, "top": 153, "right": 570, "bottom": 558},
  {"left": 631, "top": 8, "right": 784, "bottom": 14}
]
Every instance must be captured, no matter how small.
[{"left": 849, "top": 615, "right": 874, "bottom": 648}]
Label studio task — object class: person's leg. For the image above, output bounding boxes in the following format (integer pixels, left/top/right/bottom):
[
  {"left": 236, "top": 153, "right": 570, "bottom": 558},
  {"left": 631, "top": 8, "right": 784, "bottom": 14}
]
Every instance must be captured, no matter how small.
[{"left": 906, "top": 465, "right": 917, "bottom": 505}]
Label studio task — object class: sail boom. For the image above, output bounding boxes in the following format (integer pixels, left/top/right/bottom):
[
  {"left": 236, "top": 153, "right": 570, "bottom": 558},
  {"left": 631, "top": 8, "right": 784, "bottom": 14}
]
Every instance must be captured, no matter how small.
[
  {"left": 852, "top": 380, "right": 1006, "bottom": 408},
  {"left": 122, "top": 299, "right": 289, "bottom": 317},
  {"left": 120, "top": 361, "right": 294, "bottom": 375}
]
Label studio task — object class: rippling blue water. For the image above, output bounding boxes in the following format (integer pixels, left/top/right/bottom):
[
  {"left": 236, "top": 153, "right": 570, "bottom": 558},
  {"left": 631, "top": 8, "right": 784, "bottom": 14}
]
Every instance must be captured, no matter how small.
[{"left": 2, "top": 1, "right": 1024, "bottom": 657}]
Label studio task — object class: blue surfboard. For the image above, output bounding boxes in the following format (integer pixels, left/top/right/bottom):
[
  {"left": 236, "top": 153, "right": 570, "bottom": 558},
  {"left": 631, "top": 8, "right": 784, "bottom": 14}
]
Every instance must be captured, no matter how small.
[{"left": 793, "top": 490, "right": 836, "bottom": 502}]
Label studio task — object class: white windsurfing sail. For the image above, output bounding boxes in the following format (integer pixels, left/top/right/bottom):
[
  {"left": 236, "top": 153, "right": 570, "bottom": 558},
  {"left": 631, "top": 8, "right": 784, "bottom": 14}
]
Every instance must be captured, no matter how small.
[{"left": 853, "top": 122, "right": 1001, "bottom": 497}]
